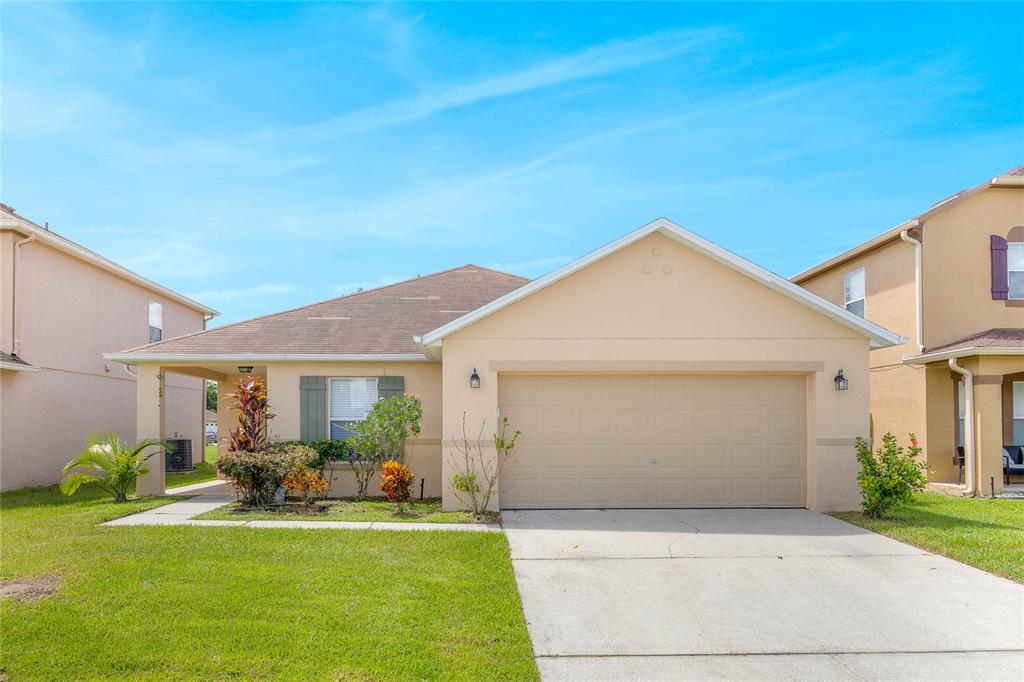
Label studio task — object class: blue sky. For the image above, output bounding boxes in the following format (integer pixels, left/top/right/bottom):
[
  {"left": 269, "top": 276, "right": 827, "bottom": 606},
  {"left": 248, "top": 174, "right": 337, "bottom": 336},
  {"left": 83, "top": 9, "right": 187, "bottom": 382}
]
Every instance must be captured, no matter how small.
[{"left": 3, "top": 2, "right": 1022, "bottom": 326}]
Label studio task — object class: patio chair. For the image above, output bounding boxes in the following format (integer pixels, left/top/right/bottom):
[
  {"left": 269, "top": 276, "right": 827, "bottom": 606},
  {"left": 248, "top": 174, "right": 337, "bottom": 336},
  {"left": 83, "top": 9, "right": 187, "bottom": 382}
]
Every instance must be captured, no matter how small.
[
  {"left": 1003, "top": 445, "right": 1024, "bottom": 485},
  {"left": 955, "top": 446, "right": 965, "bottom": 485}
]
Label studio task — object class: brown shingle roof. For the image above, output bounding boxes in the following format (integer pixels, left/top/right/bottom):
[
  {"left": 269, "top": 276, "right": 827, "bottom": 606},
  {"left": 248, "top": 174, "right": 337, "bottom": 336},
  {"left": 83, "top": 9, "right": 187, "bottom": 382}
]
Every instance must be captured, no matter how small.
[
  {"left": 116, "top": 265, "right": 528, "bottom": 357},
  {"left": 927, "top": 328, "right": 1024, "bottom": 354}
]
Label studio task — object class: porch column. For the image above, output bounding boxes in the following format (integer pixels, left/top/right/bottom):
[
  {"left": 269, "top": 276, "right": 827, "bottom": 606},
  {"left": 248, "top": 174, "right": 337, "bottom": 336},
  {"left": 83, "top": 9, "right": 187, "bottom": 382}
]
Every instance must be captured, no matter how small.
[
  {"left": 973, "top": 379, "right": 1004, "bottom": 496},
  {"left": 135, "top": 363, "right": 166, "bottom": 496}
]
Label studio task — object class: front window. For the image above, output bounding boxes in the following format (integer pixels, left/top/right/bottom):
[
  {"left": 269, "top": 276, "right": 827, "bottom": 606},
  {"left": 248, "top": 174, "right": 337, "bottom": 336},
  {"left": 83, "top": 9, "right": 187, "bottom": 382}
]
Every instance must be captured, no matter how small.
[
  {"left": 1008, "top": 243, "right": 1024, "bottom": 299},
  {"left": 328, "top": 377, "right": 378, "bottom": 440},
  {"left": 844, "top": 267, "right": 866, "bottom": 317},
  {"left": 148, "top": 301, "right": 163, "bottom": 342}
]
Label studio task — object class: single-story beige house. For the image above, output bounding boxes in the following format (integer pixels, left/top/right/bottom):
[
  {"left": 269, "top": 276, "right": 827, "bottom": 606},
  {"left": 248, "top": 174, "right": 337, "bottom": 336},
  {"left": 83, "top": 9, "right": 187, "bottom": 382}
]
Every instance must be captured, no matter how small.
[{"left": 107, "top": 219, "right": 902, "bottom": 511}]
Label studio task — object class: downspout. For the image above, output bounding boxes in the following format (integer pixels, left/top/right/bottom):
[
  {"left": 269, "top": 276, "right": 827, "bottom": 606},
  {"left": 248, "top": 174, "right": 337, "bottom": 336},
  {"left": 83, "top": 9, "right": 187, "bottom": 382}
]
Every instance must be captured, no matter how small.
[
  {"left": 948, "top": 357, "right": 975, "bottom": 497},
  {"left": 900, "top": 229, "right": 924, "bottom": 353},
  {"left": 11, "top": 231, "right": 37, "bottom": 356}
]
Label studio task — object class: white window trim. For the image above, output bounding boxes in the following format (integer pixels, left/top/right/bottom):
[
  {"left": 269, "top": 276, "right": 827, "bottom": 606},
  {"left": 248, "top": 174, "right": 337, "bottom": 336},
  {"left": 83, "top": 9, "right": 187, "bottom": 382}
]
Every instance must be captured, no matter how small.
[
  {"left": 1007, "top": 242, "right": 1024, "bottom": 300},
  {"left": 844, "top": 267, "right": 866, "bottom": 317},
  {"left": 327, "top": 377, "right": 378, "bottom": 441},
  {"left": 148, "top": 300, "right": 163, "bottom": 343}
]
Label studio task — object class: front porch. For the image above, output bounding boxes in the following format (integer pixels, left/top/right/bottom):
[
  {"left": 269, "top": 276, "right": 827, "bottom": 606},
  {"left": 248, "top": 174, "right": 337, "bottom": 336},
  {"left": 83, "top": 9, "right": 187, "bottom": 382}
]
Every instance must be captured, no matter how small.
[{"left": 914, "top": 347, "right": 1024, "bottom": 497}]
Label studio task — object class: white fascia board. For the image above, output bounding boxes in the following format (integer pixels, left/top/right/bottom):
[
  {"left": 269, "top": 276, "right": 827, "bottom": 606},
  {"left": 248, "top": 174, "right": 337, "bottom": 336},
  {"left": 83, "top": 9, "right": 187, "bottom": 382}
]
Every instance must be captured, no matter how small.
[
  {"left": 903, "top": 346, "right": 1024, "bottom": 365},
  {"left": 420, "top": 218, "right": 904, "bottom": 350},
  {"left": 103, "top": 353, "right": 430, "bottom": 364},
  {"left": 0, "top": 360, "right": 39, "bottom": 372}
]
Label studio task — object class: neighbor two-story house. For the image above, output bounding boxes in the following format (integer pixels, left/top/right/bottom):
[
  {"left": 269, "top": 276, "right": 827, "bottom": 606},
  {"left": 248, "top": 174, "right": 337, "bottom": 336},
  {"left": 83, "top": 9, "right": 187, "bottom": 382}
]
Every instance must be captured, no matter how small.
[
  {"left": 794, "top": 168, "right": 1024, "bottom": 496},
  {"left": 0, "top": 204, "right": 217, "bottom": 491}
]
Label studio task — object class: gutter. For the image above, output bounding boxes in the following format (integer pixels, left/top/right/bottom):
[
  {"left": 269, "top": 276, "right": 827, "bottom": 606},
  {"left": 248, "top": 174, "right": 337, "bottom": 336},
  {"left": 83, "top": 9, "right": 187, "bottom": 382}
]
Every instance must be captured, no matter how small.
[
  {"left": 948, "top": 358, "right": 976, "bottom": 497},
  {"left": 903, "top": 346, "right": 1024, "bottom": 365},
  {"left": 899, "top": 229, "right": 924, "bottom": 353},
  {"left": 11, "top": 231, "right": 37, "bottom": 355},
  {"left": 103, "top": 352, "right": 431, "bottom": 364}
]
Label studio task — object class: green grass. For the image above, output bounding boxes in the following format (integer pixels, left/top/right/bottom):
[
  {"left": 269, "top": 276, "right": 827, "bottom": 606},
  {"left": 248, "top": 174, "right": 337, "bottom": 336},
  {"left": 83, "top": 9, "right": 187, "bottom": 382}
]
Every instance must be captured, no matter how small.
[
  {"left": 204, "top": 443, "right": 217, "bottom": 462},
  {"left": 197, "top": 497, "right": 496, "bottom": 524},
  {"left": 833, "top": 492, "right": 1024, "bottom": 583},
  {"left": 0, "top": 486, "right": 538, "bottom": 680}
]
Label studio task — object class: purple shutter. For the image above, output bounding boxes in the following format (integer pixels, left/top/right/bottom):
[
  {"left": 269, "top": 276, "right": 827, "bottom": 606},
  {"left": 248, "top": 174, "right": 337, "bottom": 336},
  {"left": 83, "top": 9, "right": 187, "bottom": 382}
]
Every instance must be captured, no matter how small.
[{"left": 991, "top": 235, "right": 1009, "bottom": 300}]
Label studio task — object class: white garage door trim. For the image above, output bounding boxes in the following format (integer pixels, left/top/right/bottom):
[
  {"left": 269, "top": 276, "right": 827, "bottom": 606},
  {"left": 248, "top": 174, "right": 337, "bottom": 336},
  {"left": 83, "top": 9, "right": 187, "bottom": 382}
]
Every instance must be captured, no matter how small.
[{"left": 499, "top": 373, "right": 807, "bottom": 509}]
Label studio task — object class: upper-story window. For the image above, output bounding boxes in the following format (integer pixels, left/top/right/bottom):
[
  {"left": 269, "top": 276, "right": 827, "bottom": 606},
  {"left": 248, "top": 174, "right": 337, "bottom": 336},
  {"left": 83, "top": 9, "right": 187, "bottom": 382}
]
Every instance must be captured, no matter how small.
[
  {"left": 328, "top": 377, "right": 377, "bottom": 440},
  {"left": 844, "top": 267, "right": 866, "bottom": 317},
  {"left": 148, "top": 301, "right": 163, "bottom": 343},
  {"left": 1008, "top": 242, "right": 1024, "bottom": 299}
]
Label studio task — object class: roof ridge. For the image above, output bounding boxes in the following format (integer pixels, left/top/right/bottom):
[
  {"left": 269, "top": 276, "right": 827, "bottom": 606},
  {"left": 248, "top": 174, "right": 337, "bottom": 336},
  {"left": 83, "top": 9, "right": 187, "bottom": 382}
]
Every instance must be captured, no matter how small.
[{"left": 122, "top": 264, "right": 527, "bottom": 354}]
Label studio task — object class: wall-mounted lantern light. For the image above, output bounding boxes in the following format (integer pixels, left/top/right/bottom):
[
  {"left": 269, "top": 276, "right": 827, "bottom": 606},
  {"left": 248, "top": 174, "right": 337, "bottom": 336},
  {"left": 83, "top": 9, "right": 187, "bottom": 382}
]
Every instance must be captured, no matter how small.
[
  {"left": 470, "top": 368, "right": 481, "bottom": 389},
  {"left": 834, "top": 369, "right": 848, "bottom": 391},
  {"left": 238, "top": 366, "right": 254, "bottom": 374}
]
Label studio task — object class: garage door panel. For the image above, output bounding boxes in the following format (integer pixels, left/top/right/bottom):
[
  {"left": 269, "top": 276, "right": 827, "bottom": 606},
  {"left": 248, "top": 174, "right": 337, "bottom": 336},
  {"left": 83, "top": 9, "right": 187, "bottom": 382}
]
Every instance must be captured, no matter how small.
[
  {"left": 694, "top": 409, "right": 728, "bottom": 435},
  {"left": 618, "top": 409, "right": 654, "bottom": 433},
  {"left": 499, "top": 374, "right": 805, "bottom": 509},
  {"left": 693, "top": 443, "right": 729, "bottom": 472},
  {"left": 618, "top": 478, "right": 652, "bottom": 505}
]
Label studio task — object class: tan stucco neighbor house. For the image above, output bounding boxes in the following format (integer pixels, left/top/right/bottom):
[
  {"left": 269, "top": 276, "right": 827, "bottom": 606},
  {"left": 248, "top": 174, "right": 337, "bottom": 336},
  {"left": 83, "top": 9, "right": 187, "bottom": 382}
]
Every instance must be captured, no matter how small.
[
  {"left": 108, "top": 219, "right": 901, "bottom": 511},
  {"left": 0, "top": 204, "right": 217, "bottom": 491},
  {"left": 794, "top": 167, "right": 1024, "bottom": 497}
]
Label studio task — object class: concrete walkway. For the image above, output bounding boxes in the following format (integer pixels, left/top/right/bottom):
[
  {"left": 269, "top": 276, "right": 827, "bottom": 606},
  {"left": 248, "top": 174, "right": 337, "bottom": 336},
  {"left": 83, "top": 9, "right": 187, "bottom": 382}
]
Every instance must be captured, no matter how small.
[
  {"left": 503, "top": 508, "right": 1024, "bottom": 681},
  {"left": 104, "top": 480, "right": 500, "bottom": 532}
]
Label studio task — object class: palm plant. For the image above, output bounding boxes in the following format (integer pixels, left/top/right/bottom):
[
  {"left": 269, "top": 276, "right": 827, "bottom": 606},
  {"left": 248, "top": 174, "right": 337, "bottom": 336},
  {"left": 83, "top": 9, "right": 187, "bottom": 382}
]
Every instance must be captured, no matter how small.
[{"left": 60, "top": 432, "right": 170, "bottom": 502}]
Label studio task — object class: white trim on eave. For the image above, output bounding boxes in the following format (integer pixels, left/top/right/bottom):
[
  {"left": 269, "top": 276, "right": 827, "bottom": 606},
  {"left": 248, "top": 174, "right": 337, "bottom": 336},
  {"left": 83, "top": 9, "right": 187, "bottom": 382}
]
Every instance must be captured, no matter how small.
[
  {"left": 0, "top": 214, "right": 218, "bottom": 317},
  {"left": 103, "top": 353, "right": 430, "bottom": 364},
  {"left": 903, "top": 346, "right": 1024, "bottom": 365},
  {"left": 419, "top": 218, "right": 904, "bottom": 350},
  {"left": 0, "top": 360, "right": 39, "bottom": 372}
]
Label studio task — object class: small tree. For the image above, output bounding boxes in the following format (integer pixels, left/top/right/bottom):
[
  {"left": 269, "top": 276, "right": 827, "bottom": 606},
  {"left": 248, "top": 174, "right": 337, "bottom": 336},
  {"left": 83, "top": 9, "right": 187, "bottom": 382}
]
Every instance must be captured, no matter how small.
[
  {"left": 60, "top": 432, "right": 169, "bottom": 502},
  {"left": 448, "top": 414, "right": 520, "bottom": 518},
  {"left": 205, "top": 380, "right": 218, "bottom": 412},
  {"left": 225, "top": 375, "right": 274, "bottom": 454},
  {"left": 380, "top": 460, "right": 415, "bottom": 513},
  {"left": 346, "top": 395, "right": 422, "bottom": 499},
  {"left": 855, "top": 432, "right": 928, "bottom": 518}
]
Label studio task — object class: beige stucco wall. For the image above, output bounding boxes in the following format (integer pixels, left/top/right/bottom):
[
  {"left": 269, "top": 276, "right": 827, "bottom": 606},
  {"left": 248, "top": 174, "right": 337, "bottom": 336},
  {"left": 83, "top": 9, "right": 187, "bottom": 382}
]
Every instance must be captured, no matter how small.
[
  {"left": 0, "top": 235, "right": 206, "bottom": 491},
  {"left": 921, "top": 188, "right": 1024, "bottom": 349},
  {"left": 799, "top": 237, "right": 928, "bottom": 454},
  {"left": 440, "top": 232, "right": 875, "bottom": 512}
]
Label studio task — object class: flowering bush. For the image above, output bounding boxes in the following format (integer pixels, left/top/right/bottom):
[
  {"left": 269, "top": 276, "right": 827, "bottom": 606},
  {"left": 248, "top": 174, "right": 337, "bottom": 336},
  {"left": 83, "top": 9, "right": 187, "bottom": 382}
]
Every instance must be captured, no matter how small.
[
  {"left": 219, "top": 442, "right": 316, "bottom": 506},
  {"left": 283, "top": 469, "right": 330, "bottom": 506},
  {"left": 855, "top": 433, "right": 928, "bottom": 518},
  {"left": 379, "top": 460, "right": 415, "bottom": 512}
]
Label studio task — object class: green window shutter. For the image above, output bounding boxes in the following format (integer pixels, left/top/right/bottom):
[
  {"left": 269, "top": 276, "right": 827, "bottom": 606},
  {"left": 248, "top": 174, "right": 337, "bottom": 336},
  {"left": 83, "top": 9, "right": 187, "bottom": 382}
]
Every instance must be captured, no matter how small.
[
  {"left": 377, "top": 375, "right": 405, "bottom": 400},
  {"left": 299, "top": 376, "right": 326, "bottom": 441}
]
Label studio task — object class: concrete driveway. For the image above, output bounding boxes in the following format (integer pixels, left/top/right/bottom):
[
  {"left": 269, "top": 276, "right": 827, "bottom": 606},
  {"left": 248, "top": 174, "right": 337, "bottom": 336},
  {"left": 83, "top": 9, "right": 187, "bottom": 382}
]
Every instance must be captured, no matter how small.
[{"left": 503, "top": 509, "right": 1024, "bottom": 681}]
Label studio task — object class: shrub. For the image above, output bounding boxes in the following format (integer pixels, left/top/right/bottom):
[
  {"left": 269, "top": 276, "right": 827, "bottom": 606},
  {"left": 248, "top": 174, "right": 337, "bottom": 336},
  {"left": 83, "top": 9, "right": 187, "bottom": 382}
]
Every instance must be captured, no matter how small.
[
  {"left": 855, "top": 432, "right": 928, "bottom": 518},
  {"left": 448, "top": 414, "right": 520, "bottom": 518},
  {"left": 283, "top": 469, "right": 330, "bottom": 506},
  {"left": 347, "top": 395, "right": 423, "bottom": 499},
  {"left": 380, "top": 460, "right": 415, "bottom": 512},
  {"left": 219, "top": 442, "right": 316, "bottom": 506},
  {"left": 60, "top": 432, "right": 169, "bottom": 502},
  {"left": 280, "top": 439, "right": 353, "bottom": 470}
]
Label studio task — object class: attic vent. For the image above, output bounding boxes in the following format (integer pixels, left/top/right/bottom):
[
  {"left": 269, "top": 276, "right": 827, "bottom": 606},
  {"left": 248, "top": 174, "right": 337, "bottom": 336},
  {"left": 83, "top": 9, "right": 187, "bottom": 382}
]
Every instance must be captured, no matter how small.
[
  {"left": 400, "top": 296, "right": 441, "bottom": 300},
  {"left": 307, "top": 316, "right": 350, "bottom": 320}
]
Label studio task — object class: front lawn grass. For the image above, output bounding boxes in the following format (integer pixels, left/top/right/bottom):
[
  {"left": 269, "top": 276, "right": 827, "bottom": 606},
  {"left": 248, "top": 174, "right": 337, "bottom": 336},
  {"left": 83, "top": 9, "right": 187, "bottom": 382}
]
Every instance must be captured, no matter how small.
[
  {"left": 197, "top": 496, "right": 496, "bottom": 524},
  {"left": 0, "top": 485, "right": 538, "bottom": 680},
  {"left": 833, "top": 492, "right": 1024, "bottom": 583}
]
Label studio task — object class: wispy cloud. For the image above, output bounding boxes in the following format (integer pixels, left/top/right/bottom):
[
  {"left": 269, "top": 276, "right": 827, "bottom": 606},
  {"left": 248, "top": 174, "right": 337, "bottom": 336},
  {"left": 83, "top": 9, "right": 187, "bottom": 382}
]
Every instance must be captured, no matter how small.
[
  {"left": 283, "top": 26, "right": 733, "bottom": 141},
  {"left": 189, "top": 283, "right": 298, "bottom": 300}
]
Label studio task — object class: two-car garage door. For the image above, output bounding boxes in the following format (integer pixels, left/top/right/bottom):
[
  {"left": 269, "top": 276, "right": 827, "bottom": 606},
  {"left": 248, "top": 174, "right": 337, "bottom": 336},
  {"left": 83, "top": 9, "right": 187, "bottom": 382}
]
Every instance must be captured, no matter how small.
[{"left": 498, "top": 374, "right": 806, "bottom": 509}]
